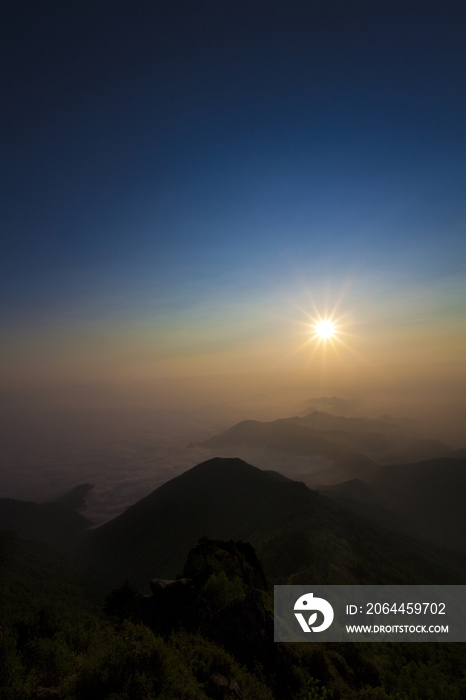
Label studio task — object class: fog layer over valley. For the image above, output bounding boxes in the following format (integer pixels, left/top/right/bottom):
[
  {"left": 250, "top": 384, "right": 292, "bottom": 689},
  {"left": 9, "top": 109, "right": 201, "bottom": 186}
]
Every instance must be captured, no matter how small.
[
  {"left": 0, "top": 383, "right": 300, "bottom": 524},
  {"left": 1, "top": 383, "right": 464, "bottom": 528}
]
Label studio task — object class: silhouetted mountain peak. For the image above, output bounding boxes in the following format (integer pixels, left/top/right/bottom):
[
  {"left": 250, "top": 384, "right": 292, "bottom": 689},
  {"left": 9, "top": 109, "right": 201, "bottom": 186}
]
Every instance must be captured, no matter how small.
[
  {"left": 83, "top": 456, "right": 466, "bottom": 592},
  {"left": 186, "top": 456, "right": 262, "bottom": 476},
  {"left": 53, "top": 483, "right": 94, "bottom": 511},
  {"left": 298, "top": 396, "right": 362, "bottom": 416}
]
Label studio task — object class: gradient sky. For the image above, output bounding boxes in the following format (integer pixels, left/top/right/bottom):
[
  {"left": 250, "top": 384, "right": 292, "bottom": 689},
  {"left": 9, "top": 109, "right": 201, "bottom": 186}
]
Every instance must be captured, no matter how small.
[{"left": 1, "top": 1, "right": 465, "bottom": 408}]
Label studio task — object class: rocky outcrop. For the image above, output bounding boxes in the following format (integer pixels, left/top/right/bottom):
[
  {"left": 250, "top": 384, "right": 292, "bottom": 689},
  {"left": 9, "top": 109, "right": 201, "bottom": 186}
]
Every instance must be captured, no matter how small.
[
  {"left": 183, "top": 538, "right": 268, "bottom": 590},
  {"left": 131, "top": 539, "right": 274, "bottom": 671}
]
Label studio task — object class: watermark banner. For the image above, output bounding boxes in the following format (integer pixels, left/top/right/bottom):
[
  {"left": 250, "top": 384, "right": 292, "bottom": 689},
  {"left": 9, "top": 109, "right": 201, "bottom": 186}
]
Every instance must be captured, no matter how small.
[{"left": 274, "top": 585, "right": 466, "bottom": 642}]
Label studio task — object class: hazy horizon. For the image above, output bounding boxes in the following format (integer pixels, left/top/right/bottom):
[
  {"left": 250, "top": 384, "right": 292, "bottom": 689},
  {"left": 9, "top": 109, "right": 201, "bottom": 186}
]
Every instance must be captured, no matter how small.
[{"left": 1, "top": 376, "right": 464, "bottom": 525}]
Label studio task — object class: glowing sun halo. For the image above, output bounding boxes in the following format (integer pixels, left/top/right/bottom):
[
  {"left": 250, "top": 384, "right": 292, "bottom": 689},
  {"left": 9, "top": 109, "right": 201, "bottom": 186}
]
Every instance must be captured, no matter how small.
[{"left": 315, "top": 320, "right": 335, "bottom": 339}]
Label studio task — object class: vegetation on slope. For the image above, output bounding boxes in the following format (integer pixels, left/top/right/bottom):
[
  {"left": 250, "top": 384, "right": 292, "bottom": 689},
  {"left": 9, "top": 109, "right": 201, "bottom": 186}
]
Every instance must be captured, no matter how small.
[{"left": 1, "top": 458, "right": 466, "bottom": 699}]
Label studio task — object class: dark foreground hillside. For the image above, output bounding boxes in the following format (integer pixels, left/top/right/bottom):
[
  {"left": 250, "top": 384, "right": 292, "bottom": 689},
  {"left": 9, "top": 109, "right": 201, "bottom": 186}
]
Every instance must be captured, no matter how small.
[
  {"left": 373, "top": 457, "right": 466, "bottom": 552},
  {"left": 1, "top": 532, "right": 466, "bottom": 700},
  {"left": 320, "top": 457, "right": 466, "bottom": 554},
  {"left": 0, "top": 499, "right": 90, "bottom": 550},
  {"left": 2, "top": 457, "right": 466, "bottom": 699}
]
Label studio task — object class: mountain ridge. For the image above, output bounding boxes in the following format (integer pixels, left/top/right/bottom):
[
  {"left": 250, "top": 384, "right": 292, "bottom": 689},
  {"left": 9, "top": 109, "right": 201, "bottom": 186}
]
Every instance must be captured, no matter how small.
[
  {"left": 81, "top": 457, "right": 466, "bottom": 594},
  {"left": 194, "top": 412, "right": 450, "bottom": 469}
]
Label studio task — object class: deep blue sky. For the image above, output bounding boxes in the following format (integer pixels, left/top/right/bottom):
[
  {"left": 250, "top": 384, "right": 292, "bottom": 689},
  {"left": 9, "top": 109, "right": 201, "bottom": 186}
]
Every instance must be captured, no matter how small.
[{"left": 1, "top": 1, "right": 465, "bottom": 392}]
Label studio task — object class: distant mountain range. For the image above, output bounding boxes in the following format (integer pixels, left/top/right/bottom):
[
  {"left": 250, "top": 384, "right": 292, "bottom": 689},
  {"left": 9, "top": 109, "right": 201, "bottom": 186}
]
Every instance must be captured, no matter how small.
[
  {"left": 291, "top": 411, "right": 411, "bottom": 435},
  {"left": 298, "top": 396, "right": 363, "bottom": 416},
  {"left": 192, "top": 411, "right": 450, "bottom": 472},
  {"left": 298, "top": 397, "right": 424, "bottom": 431}
]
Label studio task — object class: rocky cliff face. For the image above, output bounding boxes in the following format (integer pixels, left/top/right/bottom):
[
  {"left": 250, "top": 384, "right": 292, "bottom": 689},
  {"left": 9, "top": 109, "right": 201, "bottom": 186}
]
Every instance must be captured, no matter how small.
[{"left": 127, "top": 539, "right": 274, "bottom": 674}]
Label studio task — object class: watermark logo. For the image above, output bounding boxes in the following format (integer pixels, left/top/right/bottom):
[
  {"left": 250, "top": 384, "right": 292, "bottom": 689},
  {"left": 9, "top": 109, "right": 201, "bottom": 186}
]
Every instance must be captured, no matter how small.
[
  {"left": 294, "top": 592, "right": 334, "bottom": 632},
  {"left": 276, "top": 585, "right": 465, "bottom": 642}
]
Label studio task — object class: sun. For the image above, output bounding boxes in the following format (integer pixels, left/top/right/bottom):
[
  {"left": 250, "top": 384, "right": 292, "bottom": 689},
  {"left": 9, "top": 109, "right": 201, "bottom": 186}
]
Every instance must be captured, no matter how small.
[
  {"left": 292, "top": 301, "right": 357, "bottom": 361},
  {"left": 315, "top": 319, "right": 335, "bottom": 339}
]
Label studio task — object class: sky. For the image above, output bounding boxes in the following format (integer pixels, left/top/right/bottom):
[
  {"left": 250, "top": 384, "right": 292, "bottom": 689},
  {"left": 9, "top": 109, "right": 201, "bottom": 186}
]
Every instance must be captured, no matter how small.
[{"left": 0, "top": 0, "right": 465, "bottom": 504}]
